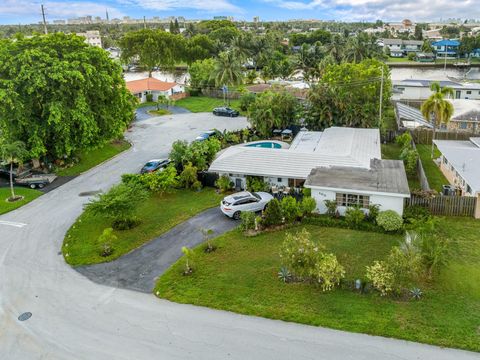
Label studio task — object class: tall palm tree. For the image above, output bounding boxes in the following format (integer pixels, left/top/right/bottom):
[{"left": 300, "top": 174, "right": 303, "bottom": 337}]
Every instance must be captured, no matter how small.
[
  {"left": 421, "top": 82, "right": 454, "bottom": 158},
  {"left": 212, "top": 51, "right": 243, "bottom": 88},
  {"left": 0, "top": 140, "right": 28, "bottom": 201}
]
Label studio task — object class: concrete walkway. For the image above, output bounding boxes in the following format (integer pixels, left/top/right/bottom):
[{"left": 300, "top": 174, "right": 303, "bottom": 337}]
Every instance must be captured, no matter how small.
[
  {"left": 77, "top": 207, "right": 238, "bottom": 292},
  {"left": 135, "top": 105, "right": 190, "bottom": 121}
]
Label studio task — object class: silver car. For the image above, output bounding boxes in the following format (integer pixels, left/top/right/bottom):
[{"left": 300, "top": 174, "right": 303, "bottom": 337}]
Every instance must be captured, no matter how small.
[{"left": 220, "top": 191, "right": 274, "bottom": 220}]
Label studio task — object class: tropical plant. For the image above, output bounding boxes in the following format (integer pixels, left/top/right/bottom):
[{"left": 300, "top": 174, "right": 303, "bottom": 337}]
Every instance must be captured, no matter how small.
[
  {"left": 179, "top": 162, "right": 201, "bottom": 190},
  {"left": 281, "top": 196, "right": 301, "bottom": 223},
  {"left": 212, "top": 51, "right": 243, "bottom": 87},
  {"left": 324, "top": 200, "right": 338, "bottom": 217},
  {"left": 201, "top": 228, "right": 215, "bottom": 252},
  {"left": 410, "top": 287, "right": 423, "bottom": 300},
  {"left": 345, "top": 207, "right": 365, "bottom": 227},
  {"left": 246, "top": 176, "right": 270, "bottom": 192},
  {"left": 215, "top": 175, "right": 233, "bottom": 193},
  {"left": 278, "top": 266, "right": 292, "bottom": 283},
  {"left": 142, "top": 165, "right": 179, "bottom": 192},
  {"left": 181, "top": 246, "right": 194, "bottom": 275},
  {"left": 376, "top": 210, "right": 403, "bottom": 232},
  {"left": 312, "top": 253, "right": 345, "bottom": 291},
  {"left": 367, "top": 204, "right": 380, "bottom": 223},
  {"left": 366, "top": 260, "right": 394, "bottom": 296},
  {"left": 239, "top": 92, "right": 256, "bottom": 111},
  {"left": 300, "top": 197, "right": 317, "bottom": 217},
  {"left": 97, "top": 228, "right": 117, "bottom": 257},
  {"left": 421, "top": 82, "right": 454, "bottom": 158},
  {"left": 240, "top": 211, "right": 257, "bottom": 232},
  {"left": 0, "top": 140, "right": 28, "bottom": 201}
]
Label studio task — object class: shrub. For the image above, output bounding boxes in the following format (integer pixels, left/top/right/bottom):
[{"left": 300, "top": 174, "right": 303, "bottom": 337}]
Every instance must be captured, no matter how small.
[
  {"left": 239, "top": 92, "right": 256, "bottom": 111},
  {"left": 366, "top": 204, "right": 380, "bottom": 223},
  {"left": 281, "top": 196, "right": 300, "bottom": 223},
  {"left": 112, "top": 217, "right": 140, "bottom": 230},
  {"left": 376, "top": 210, "right": 403, "bottom": 232},
  {"left": 366, "top": 260, "right": 394, "bottom": 296},
  {"left": 240, "top": 211, "right": 256, "bottom": 232},
  {"left": 169, "top": 138, "right": 221, "bottom": 171},
  {"left": 407, "top": 52, "right": 416, "bottom": 61},
  {"left": 400, "top": 147, "right": 419, "bottom": 176},
  {"left": 179, "top": 162, "right": 200, "bottom": 189},
  {"left": 278, "top": 266, "right": 292, "bottom": 283},
  {"left": 302, "top": 187, "right": 311, "bottom": 197},
  {"left": 201, "top": 228, "right": 215, "bottom": 252},
  {"left": 279, "top": 228, "right": 321, "bottom": 279},
  {"left": 97, "top": 228, "right": 117, "bottom": 257},
  {"left": 146, "top": 93, "right": 153, "bottom": 102},
  {"left": 142, "top": 165, "right": 179, "bottom": 192},
  {"left": 395, "top": 132, "right": 412, "bottom": 149},
  {"left": 300, "top": 197, "right": 317, "bottom": 217},
  {"left": 121, "top": 173, "right": 148, "bottom": 190},
  {"left": 324, "top": 200, "right": 337, "bottom": 217},
  {"left": 403, "top": 205, "right": 431, "bottom": 224},
  {"left": 262, "top": 198, "right": 283, "bottom": 227},
  {"left": 246, "top": 176, "right": 270, "bottom": 192},
  {"left": 312, "top": 253, "right": 345, "bottom": 291},
  {"left": 302, "top": 214, "right": 389, "bottom": 234},
  {"left": 85, "top": 183, "right": 148, "bottom": 229},
  {"left": 345, "top": 207, "right": 365, "bottom": 228},
  {"left": 418, "top": 234, "right": 450, "bottom": 277},
  {"left": 215, "top": 175, "right": 233, "bottom": 193}
]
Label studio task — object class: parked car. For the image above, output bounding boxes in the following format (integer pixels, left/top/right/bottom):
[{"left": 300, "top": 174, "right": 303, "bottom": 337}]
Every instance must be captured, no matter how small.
[
  {"left": 195, "top": 130, "right": 217, "bottom": 142},
  {"left": 213, "top": 107, "right": 239, "bottom": 117},
  {"left": 140, "top": 159, "right": 171, "bottom": 174},
  {"left": 220, "top": 191, "right": 273, "bottom": 220}
]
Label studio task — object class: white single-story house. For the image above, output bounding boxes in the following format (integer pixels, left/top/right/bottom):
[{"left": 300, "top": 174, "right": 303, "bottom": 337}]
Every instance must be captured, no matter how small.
[
  {"left": 126, "top": 77, "right": 185, "bottom": 103},
  {"left": 434, "top": 137, "right": 480, "bottom": 196},
  {"left": 392, "top": 79, "right": 480, "bottom": 101},
  {"left": 209, "top": 127, "right": 410, "bottom": 215}
]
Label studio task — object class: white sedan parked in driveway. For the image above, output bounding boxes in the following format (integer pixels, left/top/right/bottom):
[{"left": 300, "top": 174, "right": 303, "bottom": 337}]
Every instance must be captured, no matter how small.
[{"left": 220, "top": 191, "right": 274, "bottom": 220}]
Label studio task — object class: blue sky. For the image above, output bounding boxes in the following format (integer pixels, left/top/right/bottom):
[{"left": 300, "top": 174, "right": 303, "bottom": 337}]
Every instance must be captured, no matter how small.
[{"left": 0, "top": 0, "right": 478, "bottom": 25}]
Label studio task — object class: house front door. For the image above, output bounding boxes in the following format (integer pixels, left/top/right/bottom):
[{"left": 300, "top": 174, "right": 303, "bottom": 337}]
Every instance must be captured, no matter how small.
[
  {"left": 235, "top": 178, "right": 243, "bottom": 191},
  {"left": 455, "top": 90, "right": 461, "bottom": 99}
]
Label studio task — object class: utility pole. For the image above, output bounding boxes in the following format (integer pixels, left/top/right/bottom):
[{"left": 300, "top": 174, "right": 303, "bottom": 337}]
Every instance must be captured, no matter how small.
[
  {"left": 143, "top": 16, "right": 146, "bottom": 29},
  {"left": 378, "top": 66, "right": 384, "bottom": 130},
  {"left": 41, "top": 4, "right": 48, "bottom": 35}
]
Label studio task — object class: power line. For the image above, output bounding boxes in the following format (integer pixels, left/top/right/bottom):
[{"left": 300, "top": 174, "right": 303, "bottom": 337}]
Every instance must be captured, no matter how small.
[{"left": 41, "top": 4, "right": 48, "bottom": 35}]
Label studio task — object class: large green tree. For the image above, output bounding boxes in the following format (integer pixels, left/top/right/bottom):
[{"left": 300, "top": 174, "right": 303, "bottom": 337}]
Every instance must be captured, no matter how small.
[
  {"left": 212, "top": 51, "right": 243, "bottom": 87},
  {"left": 421, "top": 82, "right": 454, "bottom": 158},
  {"left": 306, "top": 59, "right": 392, "bottom": 130},
  {"left": 119, "top": 29, "right": 185, "bottom": 76},
  {"left": 0, "top": 33, "right": 134, "bottom": 160},
  {"left": 188, "top": 58, "right": 216, "bottom": 90}
]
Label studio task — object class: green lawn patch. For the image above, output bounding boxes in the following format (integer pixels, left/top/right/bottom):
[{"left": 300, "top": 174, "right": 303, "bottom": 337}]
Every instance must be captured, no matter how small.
[
  {"left": 57, "top": 139, "right": 131, "bottom": 177},
  {"left": 136, "top": 101, "right": 158, "bottom": 109},
  {"left": 156, "top": 218, "right": 480, "bottom": 352},
  {"left": 148, "top": 108, "right": 172, "bottom": 116},
  {"left": 175, "top": 96, "right": 241, "bottom": 113},
  {"left": 416, "top": 144, "right": 449, "bottom": 192},
  {"left": 63, "top": 188, "right": 223, "bottom": 266},
  {"left": 381, "top": 143, "right": 420, "bottom": 190},
  {"left": 0, "top": 187, "right": 42, "bottom": 215}
]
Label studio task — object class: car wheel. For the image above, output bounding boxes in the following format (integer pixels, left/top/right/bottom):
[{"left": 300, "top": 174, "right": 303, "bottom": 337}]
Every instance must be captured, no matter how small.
[
  {"left": 29, "top": 184, "right": 36, "bottom": 189},
  {"left": 38, "top": 183, "right": 45, "bottom": 189},
  {"left": 233, "top": 211, "right": 241, "bottom": 220}
]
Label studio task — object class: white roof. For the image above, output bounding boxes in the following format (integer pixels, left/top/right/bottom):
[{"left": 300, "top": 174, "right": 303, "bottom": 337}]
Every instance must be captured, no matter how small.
[
  {"left": 447, "top": 100, "right": 480, "bottom": 121},
  {"left": 434, "top": 138, "right": 480, "bottom": 194},
  {"left": 209, "top": 127, "right": 381, "bottom": 179}
]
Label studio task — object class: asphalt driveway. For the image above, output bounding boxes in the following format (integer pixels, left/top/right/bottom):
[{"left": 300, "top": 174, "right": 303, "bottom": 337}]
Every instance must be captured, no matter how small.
[
  {"left": 136, "top": 105, "right": 190, "bottom": 121},
  {"left": 76, "top": 207, "right": 238, "bottom": 292}
]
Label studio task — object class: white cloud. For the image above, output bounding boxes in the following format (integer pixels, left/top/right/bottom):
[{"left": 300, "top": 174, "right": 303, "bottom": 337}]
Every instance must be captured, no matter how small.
[
  {"left": 263, "top": 0, "right": 480, "bottom": 21},
  {"left": 119, "top": 0, "right": 244, "bottom": 13},
  {"left": 0, "top": 0, "right": 124, "bottom": 19}
]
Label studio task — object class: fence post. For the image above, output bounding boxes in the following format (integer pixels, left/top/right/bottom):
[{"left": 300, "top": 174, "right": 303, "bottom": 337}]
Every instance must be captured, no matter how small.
[{"left": 475, "top": 194, "right": 480, "bottom": 220}]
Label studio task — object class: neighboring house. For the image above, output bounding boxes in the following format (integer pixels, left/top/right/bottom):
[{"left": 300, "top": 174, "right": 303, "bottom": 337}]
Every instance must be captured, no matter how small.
[
  {"left": 126, "top": 78, "right": 185, "bottom": 103},
  {"left": 381, "top": 39, "right": 423, "bottom": 57},
  {"left": 470, "top": 48, "right": 480, "bottom": 58},
  {"left": 396, "top": 99, "right": 480, "bottom": 133},
  {"left": 76, "top": 30, "right": 102, "bottom": 48},
  {"left": 383, "top": 19, "right": 415, "bottom": 34},
  {"left": 392, "top": 79, "right": 480, "bottom": 100},
  {"left": 434, "top": 137, "right": 480, "bottom": 196},
  {"left": 432, "top": 39, "right": 460, "bottom": 57},
  {"left": 209, "top": 127, "right": 410, "bottom": 215},
  {"left": 422, "top": 29, "right": 443, "bottom": 40}
]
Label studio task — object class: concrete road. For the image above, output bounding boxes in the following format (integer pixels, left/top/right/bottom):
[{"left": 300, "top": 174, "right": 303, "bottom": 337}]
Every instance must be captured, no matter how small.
[
  {"left": 77, "top": 208, "right": 238, "bottom": 292},
  {"left": 0, "top": 113, "right": 477, "bottom": 360}
]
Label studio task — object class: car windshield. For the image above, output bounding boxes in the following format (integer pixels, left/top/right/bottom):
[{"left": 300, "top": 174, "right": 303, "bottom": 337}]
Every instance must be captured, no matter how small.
[
  {"left": 252, "top": 192, "right": 261, "bottom": 200},
  {"left": 145, "top": 162, "right": 158, "bottom": 167}
]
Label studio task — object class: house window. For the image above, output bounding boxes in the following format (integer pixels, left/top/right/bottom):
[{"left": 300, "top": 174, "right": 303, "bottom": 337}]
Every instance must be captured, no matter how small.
[
  {"left": 277, "top": 178, "right": 282, "bottom": 183},
  {"left": 466, "top": 91, "right": 472, "bottom": 95},
  {"left": 335, "top": 193, "right": 370, "bottom": 208},
  {"left": 460, "top": 122, "right": 467, "bottom": 129},
  {"left": 467, "top": 185, "right": 472, "bottom": 194},
  {"left": 443, "top": 156, "right": 448, "bottom": 165}
]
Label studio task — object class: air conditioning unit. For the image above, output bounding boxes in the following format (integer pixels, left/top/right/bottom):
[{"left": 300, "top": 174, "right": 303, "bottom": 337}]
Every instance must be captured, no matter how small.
[{"left": 442, "top": 185, "right": 455, "bottom": 196}]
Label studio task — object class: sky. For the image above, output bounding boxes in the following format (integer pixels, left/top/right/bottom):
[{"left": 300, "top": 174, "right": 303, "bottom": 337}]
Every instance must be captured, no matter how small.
[{"left": 0, "top": 0, "right": 479, "bottom": 25}]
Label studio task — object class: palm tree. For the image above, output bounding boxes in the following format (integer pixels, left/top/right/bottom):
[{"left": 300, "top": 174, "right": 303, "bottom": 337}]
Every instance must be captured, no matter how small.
[
  {"left": 212, "top": 51, "right": 243, "bottom": 88},
  {"left": 421, "top": 82, "right": 454, "bottom": 158},
  {"left": 0, "top": 140, "right": 28, "bottom": 201}
]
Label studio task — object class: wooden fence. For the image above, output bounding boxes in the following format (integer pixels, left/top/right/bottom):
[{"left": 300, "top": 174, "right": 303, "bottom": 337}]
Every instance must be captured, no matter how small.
[
  {"left": 410, "top": 139, "right": 430, "bottom": 191},
  {"left": 411, "top": 128, "right": 476, "bottom": 145},
  {"left": 406, "top": 195, "right": 477, "bottom": 217}
]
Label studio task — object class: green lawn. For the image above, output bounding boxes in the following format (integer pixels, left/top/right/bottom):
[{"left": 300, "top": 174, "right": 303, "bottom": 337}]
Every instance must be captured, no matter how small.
[
  {"left": 63, "top": 188, "right": 223, "bottom": 266},
  {"left": 156, "top": 218, "right": 480, "bottom": 352},
  {"left": 386, "top": 57, "right": 415, "bottom": 63},
  {"left": 381, "top": 143, "right": 420, "bottom": 190},
  {"left": 416, "top": 144, "right": 449, "bottom": 192},
  {"left": 57, "top": 139, "right": 131, "bottom": 177},
  {"left": 175, "top": 96, "right": 241, "bottom": 113},
  {"left": 0, "top": 187, "right": 42, "bottom": 215}
]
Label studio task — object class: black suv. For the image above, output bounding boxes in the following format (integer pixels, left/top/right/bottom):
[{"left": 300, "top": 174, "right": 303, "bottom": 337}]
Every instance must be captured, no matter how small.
[{"left": 213, "top": 107, "right": 239, "bottom": 117}]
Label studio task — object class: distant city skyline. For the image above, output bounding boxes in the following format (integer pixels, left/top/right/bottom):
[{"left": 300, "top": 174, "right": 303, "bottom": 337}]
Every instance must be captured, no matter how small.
[{"left": 0, "top": 0, "right": 479, "bottom": 25}]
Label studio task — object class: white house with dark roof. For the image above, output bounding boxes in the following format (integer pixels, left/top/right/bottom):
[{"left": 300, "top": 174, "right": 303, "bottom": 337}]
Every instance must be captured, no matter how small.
[
  {"left": 393, "top": 79, "right": 480, "bottom": 101},
  {"left": 209, "top": 127, "right": 410, "bottom": 215}
]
